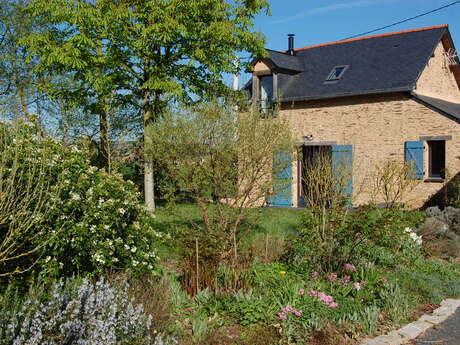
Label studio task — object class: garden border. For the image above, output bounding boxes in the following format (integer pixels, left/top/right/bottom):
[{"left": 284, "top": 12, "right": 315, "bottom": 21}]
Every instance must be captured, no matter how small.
[{"left": 360, "top": 299, "right": 460, "bottom": 345}]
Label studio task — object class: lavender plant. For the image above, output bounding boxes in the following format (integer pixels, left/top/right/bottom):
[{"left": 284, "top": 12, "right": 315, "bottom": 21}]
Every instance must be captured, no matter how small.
[{"left": 0, "top": 278, "right": 151, "bottom": 345}]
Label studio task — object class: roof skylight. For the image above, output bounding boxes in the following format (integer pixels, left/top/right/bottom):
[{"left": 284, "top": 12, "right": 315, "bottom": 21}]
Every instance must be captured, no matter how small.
[{"left": 325, "top": 65, "right": 349, "bottom": 81}]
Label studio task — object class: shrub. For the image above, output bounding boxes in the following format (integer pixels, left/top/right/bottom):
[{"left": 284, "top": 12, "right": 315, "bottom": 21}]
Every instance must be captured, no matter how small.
[
  {"left": 0, "top": 278, "right": 151, "bottom": 345},
  {"left": 368, "top": 160, "right": 418, "bottom": 208},
  {"left": 0, "top": 120, "right": 161, "bottom": 282},
  {"left": 0, "top": 121, "right": 58, "bottom": 277},
  {"left": 148, "top": 101, "right": 294, "bottom": 295},
  {"left": 286, "top": 206, "right": 425, "bottom": 273},
  {"left": 300, "top": 146, "right": 353, "bottom": 212}
]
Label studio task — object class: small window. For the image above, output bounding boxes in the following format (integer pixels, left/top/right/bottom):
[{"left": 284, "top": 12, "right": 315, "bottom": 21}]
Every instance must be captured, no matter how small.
[
  {"left": 258, "top": 75, "right": 274, "bottom": 116},
  {"left": 325, "top": 65, "right": 348, "bottom": 81},
  {"left": 427, "top": 140, "right": 446, "bottom": 179}
]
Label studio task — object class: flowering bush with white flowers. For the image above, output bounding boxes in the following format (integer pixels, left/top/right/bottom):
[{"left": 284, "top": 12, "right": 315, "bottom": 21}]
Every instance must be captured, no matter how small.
[
  {"left": 404, "top": 227, "right": 423, "bottom": 246},
  {"left": 1, "top": 121, "right": 162, "bottom": 281},
  {"left": 0, "top": 278, "right": 151, "bottom": 345}
]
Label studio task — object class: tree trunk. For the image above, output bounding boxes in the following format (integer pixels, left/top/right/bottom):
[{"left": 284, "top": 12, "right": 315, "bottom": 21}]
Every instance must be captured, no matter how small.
[
  {"left": 98, "top": 103, "right": 110, "bottom": 172},
  {"left": 94, "top": 23, "right": 110, "bottom": 172},
  {"left": 143, "top": 90, "right": 155, "bottom": 212},
  {"left": 18, "top": 82, "right": 46, "bottom": 137}
]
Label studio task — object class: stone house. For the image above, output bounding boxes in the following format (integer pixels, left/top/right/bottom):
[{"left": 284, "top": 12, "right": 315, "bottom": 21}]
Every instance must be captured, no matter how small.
[{"left": 247, "top": 25, "right": 460, "bottom": 208}]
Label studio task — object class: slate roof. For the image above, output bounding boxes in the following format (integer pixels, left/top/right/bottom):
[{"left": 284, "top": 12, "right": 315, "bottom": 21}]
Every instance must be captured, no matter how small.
[
  {"left": 412, "top": 92, "right": 460, "bottom": 122},
  {"left": 250, "top": 25, "right": 451, "bottom": 102},
  {"left": 265, "top": 49, "right": 304, "bottom": 72}
]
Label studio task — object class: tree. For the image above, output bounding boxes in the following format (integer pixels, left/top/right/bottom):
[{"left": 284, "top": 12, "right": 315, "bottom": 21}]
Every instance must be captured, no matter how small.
[
  {"left": 148, "top": 101, "right": 294, "bottom": 294},
  {"left": 0, "top": 0, "right": 48, "bottom": 130},
  {"left": 25, "top": 0, "right": 269, "bottom": 211}
]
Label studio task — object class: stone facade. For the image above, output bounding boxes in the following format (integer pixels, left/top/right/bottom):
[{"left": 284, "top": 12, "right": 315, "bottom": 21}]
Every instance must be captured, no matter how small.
[
  {"left": 416, "top": 42, "right": 460, "bottom": 103},
  {"left": 279, "top": 92, "right": 460, "bottom": 208},
  {"left": 251, "top": 33, "right": 460, "bottom": 208}
]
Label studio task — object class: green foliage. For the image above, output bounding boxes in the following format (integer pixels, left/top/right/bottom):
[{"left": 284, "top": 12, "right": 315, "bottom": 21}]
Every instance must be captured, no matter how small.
[
  {"left": 25, "top": 0, "right": 272, "bottom": 205},
  {"left": 149, "top": 101, "right": 294, "bottom": 294},
  {"left": 447, "top": 175, "right": 460, "bottom": 208},
  {"left": 26, "top": 0, "right": 269, "bottom": 103},
  {"left": 115, "top": 203, "right": 458, "bottom": 344},
  {"left": 377, "top": 282, "right": 413, "bottom": 324},
  {"left": 0, "top": 121, "right": 57, "bottom": 277},
  {"left": 0, "top": 121, "right": 161, "bottom": 283},
  {"left": 286, "top": 206, "right": 425, "bottom": 274}
]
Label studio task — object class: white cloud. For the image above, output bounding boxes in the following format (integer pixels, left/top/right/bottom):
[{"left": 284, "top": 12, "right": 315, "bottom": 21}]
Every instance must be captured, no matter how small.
[{"left": 272, "top": 1, "right": 378, "bottom": 24}]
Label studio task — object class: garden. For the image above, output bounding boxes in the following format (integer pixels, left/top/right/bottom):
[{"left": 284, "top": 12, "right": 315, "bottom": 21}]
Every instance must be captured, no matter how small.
[
  {"left": 1, "top": 1, "right": 460, "bottom": 344},
  {"left": 1, "top": 107, "right": 460, "bottom": 345}
]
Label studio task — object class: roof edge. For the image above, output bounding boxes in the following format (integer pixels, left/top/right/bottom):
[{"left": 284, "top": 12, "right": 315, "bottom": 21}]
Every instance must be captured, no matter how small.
[
  {"left": 291, "top": 24, "right": 449, "bottom": 52},
  {"left": 278, "top": 87, "right": 413, "bottom": 103},
  {"left": 411, "top": 92, "right": 460, "bottom": 123}
]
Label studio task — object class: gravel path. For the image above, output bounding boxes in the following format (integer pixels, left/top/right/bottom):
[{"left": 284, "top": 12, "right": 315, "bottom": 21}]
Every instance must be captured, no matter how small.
[{"left": 409, "top": 307, "right": 460, "bottom": 345}]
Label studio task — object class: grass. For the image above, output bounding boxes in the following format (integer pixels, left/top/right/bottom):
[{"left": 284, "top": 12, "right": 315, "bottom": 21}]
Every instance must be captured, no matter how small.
[
  {"left": 152, "top": 202, "right": 303, "bottom": 260},
  {"left": 153, "top": 202, "right": 302, "bottom": 236}
]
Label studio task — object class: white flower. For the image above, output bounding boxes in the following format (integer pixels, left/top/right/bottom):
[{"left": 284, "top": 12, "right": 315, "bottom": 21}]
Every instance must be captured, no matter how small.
[
  {"left": 130, "top": 246, "right": 137, "bottom": 253},
  {"left": 70, "top": 192, "right": 81, "bottom": 201},
  {"left": 118, "top": 208, "right": 126, "bottom": 215},
  {"left": 405, "top": 227, "right": 423, "bottom": 245},
  {"left": 93, "top": 253, "right": 106, "bottom": 265}
]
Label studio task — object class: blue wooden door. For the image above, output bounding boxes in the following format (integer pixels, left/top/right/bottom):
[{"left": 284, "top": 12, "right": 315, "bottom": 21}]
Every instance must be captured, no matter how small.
[
  {"left": 404, "top": 141, "right": 424, "bottom": 179},
  {"left": 331, "top": 145, "right": 353, "bottom": 201},
  {"left": 267, "top": 151, "right": 292, "bottom": 207}
]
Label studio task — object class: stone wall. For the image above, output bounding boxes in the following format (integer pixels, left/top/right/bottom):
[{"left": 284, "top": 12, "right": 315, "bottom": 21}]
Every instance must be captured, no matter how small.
[
  {"left": 415, "top": 42, "right": 460, "bottom": 103},
  {"left": 279, "top": 93, "right": 460, "bottom": 208}
]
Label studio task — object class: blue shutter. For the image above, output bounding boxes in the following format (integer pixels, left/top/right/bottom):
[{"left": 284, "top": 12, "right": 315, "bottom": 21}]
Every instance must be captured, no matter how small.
[
  {"left": 404, "top": 141, "right": 424, "bottom": 179},
  {"left": 332, "top": 145, "right": 353, "bottom": 201},
  {"left": 267, "top": 151, "right": 292, "bottom": 207}
]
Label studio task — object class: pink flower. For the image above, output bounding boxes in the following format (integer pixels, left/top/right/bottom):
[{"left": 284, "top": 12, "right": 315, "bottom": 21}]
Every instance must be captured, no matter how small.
[
  {"left": 353, "top": 282, "right": 361, "bottom": 291},
  {"left": 298, "top": 289, "right": 305, "bottom": 295},
  {"left": 277, "top": 311, "right": 288, "bottom": 320},
  {"left": 342, "top": 275, "right": 351, "bottom": 285},
  {"left": 360, "top": 280, "right": 366, "bottom": 287},
  {"left": 293, "top": 309, "right": 303, "bottom": 317},
  {"left": 308, "top": 290, "right": 338, "bottom": 308},
  {"left": 327, "top": 273, "right": 337, "bottom": 281},
  {"left": 319, "top": 294, "right": 333, "bottom": 304},
  {"left": 311, "top": 271, "right": 319, "bottom": 280},
  {"left": 344, "top": 263, "right": 357, "bottom": 272},
  {"left": 283, "top": 305, "right": 294, "bottom": 313}
]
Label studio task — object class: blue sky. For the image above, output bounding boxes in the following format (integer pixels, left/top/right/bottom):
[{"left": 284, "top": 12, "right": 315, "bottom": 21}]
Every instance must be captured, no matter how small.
[{"left": 253, "top": 0, "right": 460, "bottom": 51}]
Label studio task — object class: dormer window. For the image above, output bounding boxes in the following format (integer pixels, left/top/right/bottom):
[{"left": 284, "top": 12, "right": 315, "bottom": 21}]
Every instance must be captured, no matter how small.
[
  {"left": 259, "top": 74, "right": 274, "bottom": 116},
  {"left": 325, "top": 65, "right": 349, "bottom": 81}
]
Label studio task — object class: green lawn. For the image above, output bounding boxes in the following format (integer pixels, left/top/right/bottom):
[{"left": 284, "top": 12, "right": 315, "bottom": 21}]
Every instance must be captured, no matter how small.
[{"left": 152, "top": 202, "right": 303, "bottom": 260}]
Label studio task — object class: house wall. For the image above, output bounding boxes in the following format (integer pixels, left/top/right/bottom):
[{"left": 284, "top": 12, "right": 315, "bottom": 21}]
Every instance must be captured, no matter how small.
[
  {"left": 415, "top": 42, "right": 460, "bottom": 102},
  {"left": 279, "top": 93, "right": 460, "bottom": 208}
]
